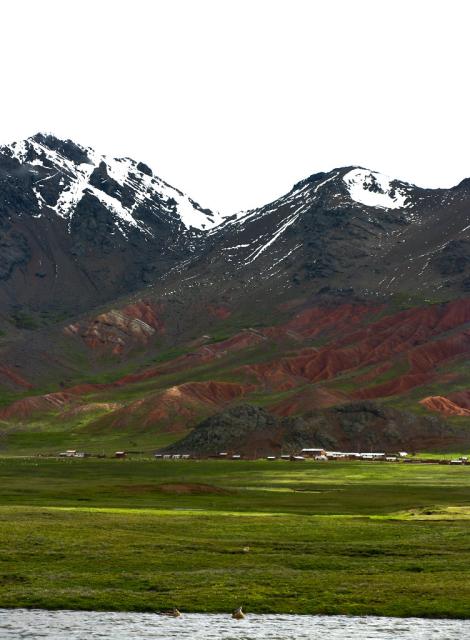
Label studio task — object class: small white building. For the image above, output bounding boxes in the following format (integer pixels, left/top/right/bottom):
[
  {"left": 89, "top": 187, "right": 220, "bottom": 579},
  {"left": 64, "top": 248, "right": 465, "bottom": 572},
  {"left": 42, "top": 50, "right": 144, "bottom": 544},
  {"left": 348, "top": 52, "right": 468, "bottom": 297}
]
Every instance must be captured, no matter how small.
[
  {"left": 301, "top": 448, "right": 327, "bottom": 458},
  {"left": 360, "top": 453, "right": 385, "bottom": 460}
]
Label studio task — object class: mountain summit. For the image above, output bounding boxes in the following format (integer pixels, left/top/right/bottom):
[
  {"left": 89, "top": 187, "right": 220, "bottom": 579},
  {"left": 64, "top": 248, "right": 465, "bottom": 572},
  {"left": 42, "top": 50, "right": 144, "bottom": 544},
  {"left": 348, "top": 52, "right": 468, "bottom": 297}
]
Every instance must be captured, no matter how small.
[
  {"left": 2, "top": 133, "right": 222, "bottom": 232},
  {"left": 184, "top": 165, "right": 469, "bottom": 305},
  {"left": 0, "top": 134, "right": 222, "bottom": 314}
]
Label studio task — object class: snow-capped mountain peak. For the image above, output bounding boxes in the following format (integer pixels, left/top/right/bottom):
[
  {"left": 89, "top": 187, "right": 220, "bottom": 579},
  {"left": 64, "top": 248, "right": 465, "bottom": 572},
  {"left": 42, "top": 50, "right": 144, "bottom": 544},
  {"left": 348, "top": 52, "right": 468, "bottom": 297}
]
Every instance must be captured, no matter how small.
[
  {"left": 343, "top": 168, "right": 411, "bottom": 209},
  {"left": 1, "top": 133, "right": 222, "bottom": 234}
]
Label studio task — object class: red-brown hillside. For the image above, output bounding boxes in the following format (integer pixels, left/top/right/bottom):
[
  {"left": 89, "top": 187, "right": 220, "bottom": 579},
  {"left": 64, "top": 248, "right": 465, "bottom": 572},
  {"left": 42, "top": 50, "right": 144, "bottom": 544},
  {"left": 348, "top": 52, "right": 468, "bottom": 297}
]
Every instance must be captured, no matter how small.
[
  {"left": 0, "top": 366, "right": 33, "bottom": 391},
  {"left": 244, "top": 299, "right": 470, "bottom": 398},
  {"left": 87, "top": 381, "right": 256, "bottom": 433},
  {"left": 1, "top": 299, "right": 470, "bottom": 448},
  {"left": 0, "top": 392, "right": 73, "bottom": 420},
  {"left": 267, "top": 303, "right": 381, "bottom": 339},
  {"left": 269, "top": 386, "right": 350, "bottom": 416},
  {"left": 420, "top": 395, "right": 470, "bottom": 417}
]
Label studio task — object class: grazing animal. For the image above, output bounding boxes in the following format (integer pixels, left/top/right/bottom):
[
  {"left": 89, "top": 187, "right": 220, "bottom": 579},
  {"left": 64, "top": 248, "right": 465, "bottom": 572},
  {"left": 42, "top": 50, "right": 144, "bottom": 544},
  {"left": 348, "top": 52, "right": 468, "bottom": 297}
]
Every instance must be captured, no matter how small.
[
  {"left": 232, "top": 606, "right": 245, "bottom": 619},
  {"left": 162, "top": 608, "right": 181, "bottom": 617}
]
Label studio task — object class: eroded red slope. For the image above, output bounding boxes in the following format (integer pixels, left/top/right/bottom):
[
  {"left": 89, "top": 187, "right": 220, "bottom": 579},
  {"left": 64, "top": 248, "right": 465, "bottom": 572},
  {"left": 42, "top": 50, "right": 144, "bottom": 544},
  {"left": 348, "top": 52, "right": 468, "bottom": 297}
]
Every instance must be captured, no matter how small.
[
  {"left": 88, "top": 381, "right": 256, "bottom": 432},
  {"left": 420, "top": 395, "right": 470, "bottom": 417},
  {"left": 244, "top": 299, "right": 470, "bottom": 398},
  {"left": 2, "top": 299, "right": 470, "bottom": 427}
]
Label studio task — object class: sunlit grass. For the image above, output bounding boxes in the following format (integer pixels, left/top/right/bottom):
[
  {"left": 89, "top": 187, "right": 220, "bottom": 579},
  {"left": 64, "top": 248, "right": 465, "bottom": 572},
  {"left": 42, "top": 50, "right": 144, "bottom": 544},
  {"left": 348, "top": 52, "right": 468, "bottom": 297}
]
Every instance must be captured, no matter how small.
[{"left": 0, "top": 458, "right": 469, "bottom": 616}]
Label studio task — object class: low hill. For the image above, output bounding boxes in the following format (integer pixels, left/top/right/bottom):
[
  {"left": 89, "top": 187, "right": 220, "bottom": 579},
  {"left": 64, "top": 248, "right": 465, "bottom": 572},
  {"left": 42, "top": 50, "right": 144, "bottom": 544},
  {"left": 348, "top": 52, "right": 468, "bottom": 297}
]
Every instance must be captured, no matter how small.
[{"left": 162, "top": 402, "right": 468, "bottom": 457}]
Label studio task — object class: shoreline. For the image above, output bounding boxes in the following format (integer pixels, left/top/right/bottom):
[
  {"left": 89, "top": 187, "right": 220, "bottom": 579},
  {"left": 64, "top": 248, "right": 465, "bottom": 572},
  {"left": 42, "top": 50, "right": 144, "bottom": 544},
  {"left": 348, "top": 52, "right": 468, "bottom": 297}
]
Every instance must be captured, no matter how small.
[{"left": 0, "top": 606, "right": 469, "bottom": 620}]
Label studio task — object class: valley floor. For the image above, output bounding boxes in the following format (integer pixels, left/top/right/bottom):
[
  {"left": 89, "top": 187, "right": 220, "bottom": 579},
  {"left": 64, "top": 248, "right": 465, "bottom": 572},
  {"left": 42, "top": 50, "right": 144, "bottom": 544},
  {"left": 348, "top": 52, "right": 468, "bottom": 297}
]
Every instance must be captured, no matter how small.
[{"left": 0, "top": 459, "right": 470, "bottom": 617}]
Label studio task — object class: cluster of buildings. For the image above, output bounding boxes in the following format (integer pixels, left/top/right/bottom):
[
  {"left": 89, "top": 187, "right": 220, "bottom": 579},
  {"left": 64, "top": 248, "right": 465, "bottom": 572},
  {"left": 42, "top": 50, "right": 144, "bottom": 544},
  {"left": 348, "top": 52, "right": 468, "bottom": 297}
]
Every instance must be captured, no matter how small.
[
  {"left": 299, "top": 448, "right": 409, "bottom": 461},
  {"left": 151, "top": 449, "right": 409, "bottom": 462},
  {"left": 58, "top": 449, "right": 127, "bottom": 459},
  {"left": 57, "top": 448, "right": 469, "bottom": 465}
]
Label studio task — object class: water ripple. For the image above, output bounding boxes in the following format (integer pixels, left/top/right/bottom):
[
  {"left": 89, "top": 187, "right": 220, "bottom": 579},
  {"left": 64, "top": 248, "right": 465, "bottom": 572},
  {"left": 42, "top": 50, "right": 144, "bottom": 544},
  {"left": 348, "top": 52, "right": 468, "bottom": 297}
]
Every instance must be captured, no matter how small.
[{"left": 0, "top": 609, "right": 468, "bottom": 639}]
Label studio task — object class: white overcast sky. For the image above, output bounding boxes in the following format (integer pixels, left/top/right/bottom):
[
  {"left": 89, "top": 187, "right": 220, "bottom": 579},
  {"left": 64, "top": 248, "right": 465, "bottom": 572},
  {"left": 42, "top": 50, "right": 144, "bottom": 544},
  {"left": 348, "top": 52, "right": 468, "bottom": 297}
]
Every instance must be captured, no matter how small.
[{"left": 1, "top": 0, "right": 469, "bottom": 213}]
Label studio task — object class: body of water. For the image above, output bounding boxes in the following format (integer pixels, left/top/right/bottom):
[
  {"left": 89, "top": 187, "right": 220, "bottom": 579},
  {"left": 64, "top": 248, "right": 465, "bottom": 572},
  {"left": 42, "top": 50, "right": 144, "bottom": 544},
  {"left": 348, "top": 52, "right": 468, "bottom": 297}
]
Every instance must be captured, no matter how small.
[{"left": 0, "top": 609, "right": 468, "bottom": 639}]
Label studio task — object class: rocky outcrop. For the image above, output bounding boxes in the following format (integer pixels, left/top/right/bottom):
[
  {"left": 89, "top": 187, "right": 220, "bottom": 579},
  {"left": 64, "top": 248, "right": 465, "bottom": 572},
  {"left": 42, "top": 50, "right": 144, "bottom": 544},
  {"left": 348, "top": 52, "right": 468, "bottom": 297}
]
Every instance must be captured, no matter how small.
[
  {"left": 163, "top": 404, "right": 283, "bottom": 455},
  {"left": 64, "top": 299, "right": 164, "bottom": 353},
  {"left": 163, "top": 402, "right": 467, "bottom": 456}
]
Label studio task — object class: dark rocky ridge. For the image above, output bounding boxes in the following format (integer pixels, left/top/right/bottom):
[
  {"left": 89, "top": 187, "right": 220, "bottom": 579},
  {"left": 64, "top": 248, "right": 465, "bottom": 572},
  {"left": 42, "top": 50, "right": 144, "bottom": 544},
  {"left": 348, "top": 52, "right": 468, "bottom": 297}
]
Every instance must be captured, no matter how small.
[{"left": 164, "top": 403, "right": 468, "bottom": 457}]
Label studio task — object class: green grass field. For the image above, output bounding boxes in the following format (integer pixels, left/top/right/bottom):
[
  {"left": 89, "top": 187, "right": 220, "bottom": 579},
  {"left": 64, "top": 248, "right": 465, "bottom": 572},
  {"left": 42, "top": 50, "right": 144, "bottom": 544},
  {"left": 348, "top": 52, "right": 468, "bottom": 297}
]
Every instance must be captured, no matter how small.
[{"left": 0, "top": 458, "right": 470, "bottom": 617}]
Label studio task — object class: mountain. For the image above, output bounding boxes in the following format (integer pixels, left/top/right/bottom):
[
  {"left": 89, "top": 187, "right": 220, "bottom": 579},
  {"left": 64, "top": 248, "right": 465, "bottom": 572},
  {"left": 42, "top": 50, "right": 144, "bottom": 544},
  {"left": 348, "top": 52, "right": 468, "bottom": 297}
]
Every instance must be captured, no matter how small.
[
  {"left": 165, "top": 166, "right": 470, "bottom": 305},
  {"left": 0, "top": 133, "right": 222, "bottom": 317},
  {"left": 1, "top": 134, "right": 469, "bottom": 321},
  {"left": 0, "top": 134, "right": 469, "bottom": 456}
]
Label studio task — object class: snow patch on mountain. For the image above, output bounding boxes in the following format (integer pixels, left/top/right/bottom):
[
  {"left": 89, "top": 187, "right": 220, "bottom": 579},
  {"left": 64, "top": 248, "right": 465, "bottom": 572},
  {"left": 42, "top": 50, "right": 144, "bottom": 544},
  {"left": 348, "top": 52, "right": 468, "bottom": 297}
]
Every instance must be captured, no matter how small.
[
  {"left": 343, "top": 169, "right": 409, "bottom": 209},
  {"left": 87, "top": 185, "right": 154, "bottom": 236},
  {"left": 7, "top": 139, "right": 28, "bottom": 162},
  {"left": 104, "top": 157, "right": 134, "bottom": 187},
  {"left": 52, "top": 161, "right": 96, "bottom": 220},
  {"left": 154, "top": 178, "right": 224, "bottom": 230}
]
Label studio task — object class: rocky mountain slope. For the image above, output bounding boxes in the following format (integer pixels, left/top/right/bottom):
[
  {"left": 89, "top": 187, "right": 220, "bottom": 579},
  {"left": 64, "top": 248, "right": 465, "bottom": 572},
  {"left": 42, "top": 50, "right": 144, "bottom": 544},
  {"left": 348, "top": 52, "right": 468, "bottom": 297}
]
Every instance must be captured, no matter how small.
[
  {"left": 0, "top": 133, "right": 221, "bottom": 317},
  {"left": 0, "top": 134, "right": 469, "bottom": 455},
  {"left": 164, "top": 166, "right": 470, "bottom": 306}
]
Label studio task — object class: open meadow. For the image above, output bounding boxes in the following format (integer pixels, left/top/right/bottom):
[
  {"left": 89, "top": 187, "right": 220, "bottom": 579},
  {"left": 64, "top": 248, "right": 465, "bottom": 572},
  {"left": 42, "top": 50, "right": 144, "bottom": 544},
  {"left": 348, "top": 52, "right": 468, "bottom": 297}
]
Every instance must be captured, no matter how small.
[{"left": 0, "top": 458, "right": 470, "bottom": 617}]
